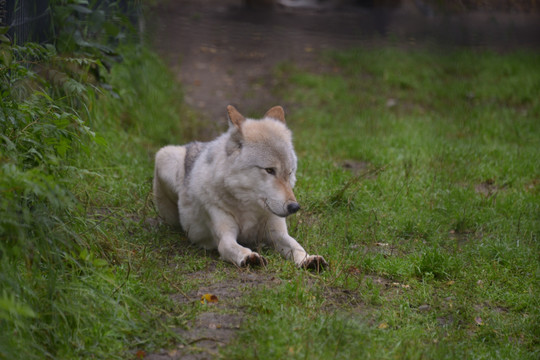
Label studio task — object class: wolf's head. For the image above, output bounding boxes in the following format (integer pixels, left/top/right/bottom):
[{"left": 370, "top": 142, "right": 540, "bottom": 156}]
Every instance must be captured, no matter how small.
[{"left": 224, "top": 105, "right": 299, "bottom": 218}]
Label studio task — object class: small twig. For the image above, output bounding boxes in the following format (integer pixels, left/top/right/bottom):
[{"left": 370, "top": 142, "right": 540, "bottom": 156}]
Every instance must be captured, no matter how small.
[
  {"left": 112, "top": 255, "right": 131, "bottom": 295},
  {"left": 188, "top": 337, "right": 225, "bottom": 345},
  {"left": 330, "top": 165, "right": 388, "bottom": 205},
  {"left": 85, "top": 206, "right": 122, "bottom": 232},
  {"left": 139, "top": 188, "right": 153, "bottom": 225},
  {"left": 161, "top": 271, "right": 191, "bottom": 301},
  {"left": 20, "top": 120, "right": 39, "bottom": 134},
  {"left": 323, "top": 252, "right": 347, "bottom": 288}
]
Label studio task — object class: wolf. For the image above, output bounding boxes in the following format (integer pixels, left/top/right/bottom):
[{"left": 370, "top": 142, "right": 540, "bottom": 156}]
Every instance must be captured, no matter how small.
[{"left": 153, "top": 105, "right": 327, "bottom": 270}]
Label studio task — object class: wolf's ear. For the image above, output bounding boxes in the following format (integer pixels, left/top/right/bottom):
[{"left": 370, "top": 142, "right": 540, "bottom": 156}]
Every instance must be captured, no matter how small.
[
  {"left": 227, "top": 105, "right": 245, "bottom": 131},
  {"left": 264, "top": 106, "right": 286, "bottom": 123},
  {"left": 226, "top": 106, "right": 244, "bottom": 155}
]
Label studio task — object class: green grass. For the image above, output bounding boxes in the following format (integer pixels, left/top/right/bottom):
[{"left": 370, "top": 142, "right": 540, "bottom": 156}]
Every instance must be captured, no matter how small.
[
  {"left": 2, "top": 40, "right": 538, "bottom": 358},
  {"left": 61, "top": 47, "right": 201, "bottom": 357},
  {"left": 222, "top": 48, "right": 540, "bottom": 359},
  {"left": 0, "top": 45, "right": 199, "bottom": 359}
]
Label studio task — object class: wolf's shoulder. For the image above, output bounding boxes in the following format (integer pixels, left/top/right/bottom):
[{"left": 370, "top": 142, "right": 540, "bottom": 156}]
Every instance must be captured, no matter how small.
[{"left": 184, "top": 141, "right": 209, "bottom": 177}]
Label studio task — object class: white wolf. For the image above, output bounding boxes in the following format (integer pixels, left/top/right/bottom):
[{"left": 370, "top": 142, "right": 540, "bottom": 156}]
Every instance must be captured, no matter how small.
[{"left": 153, "top": 105, "right": 327, "bottom": 270}]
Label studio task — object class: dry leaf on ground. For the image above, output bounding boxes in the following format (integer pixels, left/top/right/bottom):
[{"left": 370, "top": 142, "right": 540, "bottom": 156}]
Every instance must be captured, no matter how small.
[{"left": 201, "top": 293, "right": 219, "bottom": 304}]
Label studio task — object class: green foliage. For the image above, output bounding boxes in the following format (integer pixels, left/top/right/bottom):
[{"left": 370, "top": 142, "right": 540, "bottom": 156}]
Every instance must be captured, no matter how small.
[
  {"left": 51, "top": 0, "right": 139, "bottom": 74},
  {"left": 0, "top": 2, "right": 187, "bottom": 359},
  {"left": 94, "top": 45, "right": 192, "bottom": 144},
  {"left": 0, "top": 40, "right": 92, "bottom": 252},
  {"left": 0, "top": 42, "right": 90, "bottom": 358}
]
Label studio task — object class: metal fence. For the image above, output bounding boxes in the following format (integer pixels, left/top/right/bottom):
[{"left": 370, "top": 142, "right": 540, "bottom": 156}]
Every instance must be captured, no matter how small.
[
  {"left": 1, "top": 0, "right": 52, "bottom": 45},
  {"left": 0, "top": 0, "right": 141, "bottom": 46}
]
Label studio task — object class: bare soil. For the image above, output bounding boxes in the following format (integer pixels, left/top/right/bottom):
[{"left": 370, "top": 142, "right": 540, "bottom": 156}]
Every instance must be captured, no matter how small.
[{"left": 147, "top": 259, "right": 281, "bottom": 359}]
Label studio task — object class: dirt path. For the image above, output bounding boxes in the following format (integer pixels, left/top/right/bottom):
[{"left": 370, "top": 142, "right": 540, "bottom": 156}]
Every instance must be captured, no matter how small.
[
  {"left": 145, "top": 259, "right": 281, "bottom": 359},
  {"left": 148, "top": 0, "right": 364, "bottom": 132}
]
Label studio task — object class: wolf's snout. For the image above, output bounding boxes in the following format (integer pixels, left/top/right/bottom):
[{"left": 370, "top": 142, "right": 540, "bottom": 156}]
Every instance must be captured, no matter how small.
[{"left": 287, "top": 202, "right": 301, "bottom": 215}]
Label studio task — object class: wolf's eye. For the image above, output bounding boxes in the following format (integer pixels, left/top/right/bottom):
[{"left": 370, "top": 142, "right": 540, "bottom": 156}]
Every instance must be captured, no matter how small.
[{"left": 265, "top": 168, "right": 276, "bottom": 176}]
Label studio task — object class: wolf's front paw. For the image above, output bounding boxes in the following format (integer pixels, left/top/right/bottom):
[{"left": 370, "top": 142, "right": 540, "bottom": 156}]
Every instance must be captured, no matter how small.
[
  {"left": 301, "top": 255, "right": 328, "bottom": 272},
  {"left": 240, "top": 253, "right": 268, "bottom": 268}
]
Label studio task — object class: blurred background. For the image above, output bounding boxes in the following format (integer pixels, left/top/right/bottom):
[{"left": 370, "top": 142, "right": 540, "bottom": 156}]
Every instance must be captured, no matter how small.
[
  {"left": 146, "top": 0, "right": 540, "bottom": 125},
  {"left": 4, "top": 0, "right": 538, "bottom": 126}
]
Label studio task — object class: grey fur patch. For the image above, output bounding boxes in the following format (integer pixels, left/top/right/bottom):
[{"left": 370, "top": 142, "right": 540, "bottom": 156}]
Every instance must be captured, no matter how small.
[
  {"left": 226, "top": 131, "right": 243, "bottom": 156},
  {"left": 184, "top": 141, "right": 206, "bottom": 179},
  {"left": 205, "top": 148, "right": 215, "bottom": 164}
]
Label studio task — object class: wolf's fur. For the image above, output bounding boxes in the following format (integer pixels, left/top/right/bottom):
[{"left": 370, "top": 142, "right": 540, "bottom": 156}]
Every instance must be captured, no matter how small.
[{"left": 153, "top": 105, "right": 327, "bottom": 270}]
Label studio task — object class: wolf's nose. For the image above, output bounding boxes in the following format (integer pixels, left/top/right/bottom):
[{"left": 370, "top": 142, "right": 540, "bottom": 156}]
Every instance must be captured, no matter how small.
[{"left": 287, "top": 202, "right": 300, "bottom": 214}]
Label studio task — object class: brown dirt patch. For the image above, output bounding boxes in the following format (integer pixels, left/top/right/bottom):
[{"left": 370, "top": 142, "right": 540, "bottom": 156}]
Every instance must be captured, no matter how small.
[
  {"left": 148, "top": 259, "right": 282, "bottom": 359},
  {"left": 342, "top": 160, "right": 376, "bottom": 177},
  {"left": 474, "top": 179, "right": 506, "bottom": 197}
]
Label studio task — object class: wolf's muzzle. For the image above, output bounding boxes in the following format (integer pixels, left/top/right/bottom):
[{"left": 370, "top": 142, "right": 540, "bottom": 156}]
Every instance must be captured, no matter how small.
[{"left": 287, "top": 202, "right": 301, "bottom": 215}]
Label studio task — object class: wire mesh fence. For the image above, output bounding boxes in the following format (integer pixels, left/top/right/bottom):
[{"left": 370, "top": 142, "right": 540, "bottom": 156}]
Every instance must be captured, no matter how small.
[
  {"left": 1, "top": 0, "right": 52, "bottom": 45},
  {"left": 0, "top": 0, "right": 142, "bottom": 46}
]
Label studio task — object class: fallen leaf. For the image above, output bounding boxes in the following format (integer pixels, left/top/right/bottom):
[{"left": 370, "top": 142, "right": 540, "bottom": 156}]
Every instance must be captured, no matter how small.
[
  {"left": 378, "top": 322, "right": 389, "bottom": 329},
  {"left": 135, "top": 349, "right": 146, "bottom": 359},
  {"left": 200, "top": 293, "right": 219, "bottom": 304},
  {"left": 475, "top": 316, "right": 483, "bottom": 326}
]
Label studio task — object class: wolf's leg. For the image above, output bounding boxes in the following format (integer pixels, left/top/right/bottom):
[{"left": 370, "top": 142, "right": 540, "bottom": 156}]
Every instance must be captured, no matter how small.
[
  {"left": 267, "top": 218, "right": 328, "bottom": 271},
  {"left": 153, "top": 178, "right": 180, "bottom": 226},
  {"left": 218, "top": 236, "right": 268, "bottom": 267},
  {"left": 209, "top": 209, "right": 267, "bottom": 267},
  {"left": 154, "top": 146, "right": 185, "bottom": 227}
]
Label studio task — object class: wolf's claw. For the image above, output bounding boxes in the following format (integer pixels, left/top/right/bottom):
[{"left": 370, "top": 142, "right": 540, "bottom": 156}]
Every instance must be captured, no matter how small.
[
  {"left": 301, "top": 255, "right": 328, "bottom": 272},
  {"left": 240, "top": 253, "right": 268, "bottom": 268}
]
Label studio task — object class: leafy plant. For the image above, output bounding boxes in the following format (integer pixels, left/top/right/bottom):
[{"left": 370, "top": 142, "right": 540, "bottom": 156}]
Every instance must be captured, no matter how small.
[
  {"left": 0, "top": 2, "right": 180, "bottom": 359},
  {"left": 51, "top": 0, "right": 139, "bottom": 76}
]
